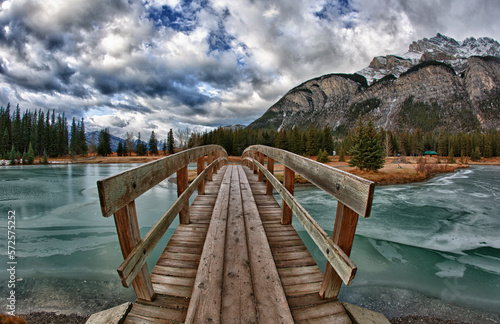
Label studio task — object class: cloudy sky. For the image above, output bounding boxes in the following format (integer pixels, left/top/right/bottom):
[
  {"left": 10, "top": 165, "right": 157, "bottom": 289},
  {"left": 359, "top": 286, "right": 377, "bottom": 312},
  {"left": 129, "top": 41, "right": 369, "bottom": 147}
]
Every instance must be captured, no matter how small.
[{"left": 1, "top": 0, "right": 500, "bottom": 140}]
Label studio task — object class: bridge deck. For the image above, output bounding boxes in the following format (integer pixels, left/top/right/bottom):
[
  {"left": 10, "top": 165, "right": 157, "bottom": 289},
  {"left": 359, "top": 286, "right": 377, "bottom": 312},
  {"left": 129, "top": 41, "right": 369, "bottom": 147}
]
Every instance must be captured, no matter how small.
[{"left": 124, "top": 165, "right": 352, "bottom": 324}]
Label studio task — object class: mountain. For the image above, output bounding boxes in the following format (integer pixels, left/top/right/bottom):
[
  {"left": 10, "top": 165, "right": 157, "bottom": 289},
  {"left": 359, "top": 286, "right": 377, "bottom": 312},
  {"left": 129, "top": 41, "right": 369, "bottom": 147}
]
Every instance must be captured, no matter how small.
[
  {"left": 86, "top": 131, "right": 127, "bottom": 152},
  {"left": 249, "top": 34, "right": 500, "bottom": 133}
]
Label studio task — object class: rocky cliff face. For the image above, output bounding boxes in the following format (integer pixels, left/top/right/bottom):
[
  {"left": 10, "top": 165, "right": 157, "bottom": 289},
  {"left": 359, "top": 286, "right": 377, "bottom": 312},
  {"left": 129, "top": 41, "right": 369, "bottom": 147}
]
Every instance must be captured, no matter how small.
[{"left": 249, "top": 34, "right": 500, "bottom": 132}]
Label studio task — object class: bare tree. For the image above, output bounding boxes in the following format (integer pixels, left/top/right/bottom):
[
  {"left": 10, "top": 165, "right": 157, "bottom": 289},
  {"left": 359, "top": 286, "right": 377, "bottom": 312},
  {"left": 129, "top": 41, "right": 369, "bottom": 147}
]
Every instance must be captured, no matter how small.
[
  {"left": 125, "top": 132, "right": 134, "bottom": 156},
  {"left": 175, "top": 128, "right": 185, "bottom": 150}
]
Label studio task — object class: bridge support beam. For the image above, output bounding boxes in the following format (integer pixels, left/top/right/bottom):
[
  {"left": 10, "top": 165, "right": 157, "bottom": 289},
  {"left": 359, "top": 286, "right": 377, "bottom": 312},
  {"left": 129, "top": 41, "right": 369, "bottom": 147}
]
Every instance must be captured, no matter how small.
[
  {"left": 281, "top": 167, "right": 294, "bottom": 225},
  {"left": 266, "top": 158, "right": 274, "bottom": 195},
  {"left": 258, "top": 152, "right": 265, "bottom": 182},
  {"left": 177, "top": 166, "right": 190, "bottom": 224},
  {"left": 197, "top": 156, "right": 205, "bottom": 195},
  {"left": 114, "top": 201, "right": 155, "bottom": 302},
  {"left": 319, "top": 202, "right": 358, "bottom": 299}
]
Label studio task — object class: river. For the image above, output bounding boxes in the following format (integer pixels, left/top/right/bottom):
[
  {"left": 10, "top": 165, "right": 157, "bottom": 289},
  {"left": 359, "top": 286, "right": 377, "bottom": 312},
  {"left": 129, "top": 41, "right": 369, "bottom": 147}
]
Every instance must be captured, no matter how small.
[{"left": 0, "top": 164, "right": 499, "bottom": 321}]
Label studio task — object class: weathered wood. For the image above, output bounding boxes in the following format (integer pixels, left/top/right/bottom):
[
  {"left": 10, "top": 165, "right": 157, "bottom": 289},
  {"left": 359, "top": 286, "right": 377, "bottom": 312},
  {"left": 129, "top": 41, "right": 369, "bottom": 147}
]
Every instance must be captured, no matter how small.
[
  {"left": 266, "top": 157, "right": 275, "bottom": 195},
  {"left": 282, "top": 166, "right": 295, "bottom": 225},
  {"left": 247, "top": 158, "right": 357, "bottom": 286},
  {"left": 207, "top": 152, "right": 213, "bottom": 181},
  {"left": 243, "top": 145, "right": 374, "bottom": 218},
  {"left": 176, "top": 166, "right": 189, "bottom": 225},
  {"left": 197, "top": 156, "right": 205, "bottom": 195},
  {"left": 237, "top": 166, "right": 294, "bottom": 323},
  {"left": 258, "top": 152, "right": 265, "bottom": 181},
  {"left": 114, "top": 201, "right": 155, "bottom": 301},
  {"left": 184, "top": 166, "right": 232, "bottom": 323},
  {"left": 320, "top": 202, "right": 359, "bottom": 299},
  {"left": 221, "top": 166, "right": 257, "bottom": 323},
  {"left": 98, "top": 145, "right": 227, "bottom": 217},
  {"left": 117, "top": 159, "right": 220, "bottom": 288},
  {"left": 291, "top": 301, "right": 346, "bottom": 321}
]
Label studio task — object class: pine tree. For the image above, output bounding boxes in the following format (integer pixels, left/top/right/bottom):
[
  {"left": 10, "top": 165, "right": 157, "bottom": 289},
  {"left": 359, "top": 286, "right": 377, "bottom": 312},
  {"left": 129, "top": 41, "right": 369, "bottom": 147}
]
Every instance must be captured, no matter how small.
[
  {"left": 117, "top": 142, "right": 124, "bottom": 156},
  {"left": 168, "top": 129, "right": 175, "bottom": 154},
  {"left": 322, "top": 126, "right": 334, "bottom": 154},
  {"left": 349, "top": 118, "right": 385, "bottom": 172},
  {"left": 148, "top": 131, "right": 158, "bottom": 155},
  {"left": 275, "top": 129, "right": 288, "bottom": 150},
  {"left": 1, "top": 129, "right": 9, "bottom": 159},
  {"left": 26, "top": 142, "right": 35, "bottom": 164},
  {"left": 306, "top": 126, "right": 319, "bottom": 156},
  {"left": 162, "top": 139, "right": 167, "bottom": 155},
  {"left": 471, "top": 146, "right": 482, "bottom": 161},
  {"left": 97, "top": 129, "right": 112, "bottom": 156},
  {"left": 136, "top": 132, "right": 147, "bottom": 156}
]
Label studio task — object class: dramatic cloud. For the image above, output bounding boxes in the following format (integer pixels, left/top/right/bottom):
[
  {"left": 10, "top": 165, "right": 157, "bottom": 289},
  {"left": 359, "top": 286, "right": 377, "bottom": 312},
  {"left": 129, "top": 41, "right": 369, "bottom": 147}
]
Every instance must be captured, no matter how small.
[{"left": 0, "top": 0, "right": 500, "bottom": 139}]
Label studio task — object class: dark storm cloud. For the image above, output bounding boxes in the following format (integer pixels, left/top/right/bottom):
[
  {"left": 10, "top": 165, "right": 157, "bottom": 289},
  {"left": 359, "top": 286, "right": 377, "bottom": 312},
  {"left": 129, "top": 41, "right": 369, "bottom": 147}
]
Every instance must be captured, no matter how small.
[{"left": 0, "top": 0, "right": 500, "bottom": 138}]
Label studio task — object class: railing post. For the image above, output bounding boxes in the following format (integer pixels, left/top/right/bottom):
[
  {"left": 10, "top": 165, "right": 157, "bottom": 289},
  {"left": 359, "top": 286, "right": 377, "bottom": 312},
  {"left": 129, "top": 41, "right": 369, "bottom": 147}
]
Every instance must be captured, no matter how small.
[
  {"left": 213, "top": 151, "right": 218, "bottom": 175},
  {"left": 266, "top": 157, "right": 274, "bottom": 195},
  {"left": 114, "top": 200, "right": 155, "bottom": 301},
  {"left": 258, "top": 152, "right": 265, "bottom": 181},
  {"left": 197, "top": 156, "right": 205, "bottom": 195},
  {"left": 253, "top": 152, "right": 258, "bottom": 174},
  {"left": 207, "top": 152, "right": 213, "bottom": 181},
  {"left": 281, "top": 167, "right": 294, "bottom": 225},
  {"left": 177, "top": 166, "right": 190, "bottom": 224},
  {"left": 319, "top": 202, "right": 358, "bottom": 299}
]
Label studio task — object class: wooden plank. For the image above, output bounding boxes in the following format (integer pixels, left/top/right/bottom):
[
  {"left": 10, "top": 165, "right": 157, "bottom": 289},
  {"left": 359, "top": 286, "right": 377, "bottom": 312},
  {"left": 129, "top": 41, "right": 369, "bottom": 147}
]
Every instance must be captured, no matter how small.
[
  {"left": 128, "top": 303, "right": 186, "bottom": 322},
  {"left": 320, "top": 202, "right": 359, "bottom": 299},
  {"left": 221, "top": 166, "right": 257, "bottom": 323},
  {"left": 98, "top": 145, "right": 226, "bottom": 217},
  {"left": 176, "top": 166, "right": 189, "bottom": 224},
  {"left": 125, "top": 314, "right": 170, "bottom": 324},
  {"left": 152, "top": 283, "right": 193, "bottom": 298},
  {"left": 278, "top": 266, "right": 319, "bottom": 277},
  {"left": 242, "top": 145, "right": 374, "bottom": 218},
  {"left": 291, "top": 301, "right": 345, "bottom": 321},
  {"left": 284, "top": 282, "right": 322, "bottom": 296},
  {"left": 280, "top": 272, "right": 324, "bottom": 286},
  {"left": 287, "top": 293, "right": 332, "bottom": 309},
  {"left": 136, "top": 294, "right": 190, "bottom": 310},
  {"left": 237, "top": 166, "right": 294, "bottom": 323},
  {"left": 114, "top": 201, "right": 155, "bottom": 301},
  {"left": 152, "top": 265, "right": 197, "bottom": 278},
  {"left": 151, "top": 274, "right": 195, "bottom": 287},
  {"left": 184, "top": 166, "right": 232, "bottom": 323}
]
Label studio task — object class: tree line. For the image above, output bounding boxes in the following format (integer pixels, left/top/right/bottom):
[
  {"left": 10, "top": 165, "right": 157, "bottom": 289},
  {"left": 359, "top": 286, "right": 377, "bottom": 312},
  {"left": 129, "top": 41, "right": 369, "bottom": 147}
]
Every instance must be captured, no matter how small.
[
  {"left": 0, "top": 103, "right": 88, "bottom": 162},
  {"left": 188, "top": 126, "right": 335, "bottom": 157},
  {"left": 189, "top": 124, "right": 500, "bottom": 160}
]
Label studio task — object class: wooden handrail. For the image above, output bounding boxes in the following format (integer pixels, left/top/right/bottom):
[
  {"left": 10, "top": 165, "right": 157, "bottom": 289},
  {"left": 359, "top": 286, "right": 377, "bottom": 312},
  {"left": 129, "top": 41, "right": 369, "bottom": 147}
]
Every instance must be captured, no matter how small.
[
  {"left": 242, "top": 145, "right": 374, "bottom": 218},
  {"left": 242, "top": 145, "right": 375, "bottom": 299},
  {"left": 97, "top": 145, "right": 227, "bottom": 301},
  {"left": 117, "top": 158, "right": 223, "bottom": 287},
  {"left": 97, "top": 145, "right": 227, "bottom": 217}
]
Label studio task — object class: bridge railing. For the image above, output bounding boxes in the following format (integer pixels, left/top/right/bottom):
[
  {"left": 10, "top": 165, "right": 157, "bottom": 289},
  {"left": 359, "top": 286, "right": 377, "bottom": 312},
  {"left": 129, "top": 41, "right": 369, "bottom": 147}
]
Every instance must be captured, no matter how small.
[
  {"left": 97, "top": 145, "right": 228, "bottom": 301},
  {"left": 242, "top": 145, "right": 375, "bottom": 299}
]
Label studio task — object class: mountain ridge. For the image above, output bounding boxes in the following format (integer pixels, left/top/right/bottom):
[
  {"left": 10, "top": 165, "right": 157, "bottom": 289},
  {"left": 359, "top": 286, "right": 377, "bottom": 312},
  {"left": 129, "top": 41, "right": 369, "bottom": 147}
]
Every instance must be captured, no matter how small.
[{"left": 249, "top": 34, "right": 500, "bottom": 133}]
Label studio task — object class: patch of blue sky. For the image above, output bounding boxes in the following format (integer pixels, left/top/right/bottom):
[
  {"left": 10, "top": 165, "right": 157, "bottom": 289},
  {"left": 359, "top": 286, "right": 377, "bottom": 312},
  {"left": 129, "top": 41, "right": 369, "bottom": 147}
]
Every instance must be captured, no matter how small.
[
  {"left": 314, "top": 0, "right": 357, "bottom": 28},
  {"left": 145, "top": 0, "right": 209, "bottom": 32}
]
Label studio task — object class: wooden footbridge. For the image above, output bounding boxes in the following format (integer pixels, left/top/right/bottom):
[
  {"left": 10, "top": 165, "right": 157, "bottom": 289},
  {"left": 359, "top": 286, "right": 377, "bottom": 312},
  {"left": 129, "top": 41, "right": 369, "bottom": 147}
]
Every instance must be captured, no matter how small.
[{"left": 96, "top": 145, "right": 376, "bottom": 323}]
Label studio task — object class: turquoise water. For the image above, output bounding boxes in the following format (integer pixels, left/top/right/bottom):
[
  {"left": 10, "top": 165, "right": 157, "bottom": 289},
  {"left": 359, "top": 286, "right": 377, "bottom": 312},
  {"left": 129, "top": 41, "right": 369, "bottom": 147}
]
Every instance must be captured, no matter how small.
[{"left": 0, "top": 164, "right": 499, "bottom": 319}]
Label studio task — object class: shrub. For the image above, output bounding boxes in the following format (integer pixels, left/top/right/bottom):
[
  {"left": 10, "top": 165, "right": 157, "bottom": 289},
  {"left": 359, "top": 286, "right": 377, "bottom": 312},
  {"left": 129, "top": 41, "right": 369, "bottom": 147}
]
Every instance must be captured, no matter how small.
[{"left": 317, "top": 149, "right": 331, "bottom": 163}]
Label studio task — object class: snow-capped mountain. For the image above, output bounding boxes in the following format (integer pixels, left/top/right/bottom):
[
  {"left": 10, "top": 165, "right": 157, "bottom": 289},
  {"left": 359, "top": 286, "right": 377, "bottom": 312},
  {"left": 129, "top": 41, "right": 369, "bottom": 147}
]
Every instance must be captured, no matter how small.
[{"left": 357, "top": 33, "right": 500, "bottom": 83}]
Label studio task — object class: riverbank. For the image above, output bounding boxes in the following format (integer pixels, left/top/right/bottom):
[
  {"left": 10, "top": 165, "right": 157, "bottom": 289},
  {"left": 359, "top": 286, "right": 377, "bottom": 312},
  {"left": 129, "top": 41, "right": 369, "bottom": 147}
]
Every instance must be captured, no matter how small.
[{"left": 4, "top": 154, "right": 499, "bottom": 185}]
